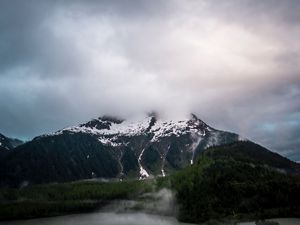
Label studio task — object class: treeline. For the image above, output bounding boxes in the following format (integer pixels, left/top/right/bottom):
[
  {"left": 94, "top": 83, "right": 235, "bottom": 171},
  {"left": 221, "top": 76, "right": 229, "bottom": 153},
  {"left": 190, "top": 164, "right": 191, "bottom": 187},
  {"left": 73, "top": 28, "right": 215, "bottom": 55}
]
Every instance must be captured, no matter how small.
[
  {"left": 0, "top": 179, "right": 153, "bottom": 220},
  {"left": 1, "top": 141, "right": 300, "bottom": 223},
  {"left": 168, "top": 142, "right": 300, "bottom": 223}
]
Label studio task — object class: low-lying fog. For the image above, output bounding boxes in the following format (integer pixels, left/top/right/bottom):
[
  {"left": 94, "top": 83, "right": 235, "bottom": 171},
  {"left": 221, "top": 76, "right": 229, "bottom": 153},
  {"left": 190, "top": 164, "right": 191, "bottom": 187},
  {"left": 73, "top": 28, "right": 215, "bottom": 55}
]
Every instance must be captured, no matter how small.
[
  {"left": 0, "top": 212, "right": 193, "bottom": 225},
  {"left": 0, "top": 188, "right": 190, "bottom": 225},
  {"left": 0, "top": 188, "right": 299, "bottom": 225},
  {"left": 1, "top": 212, "right": 299, "bottom": 225}
]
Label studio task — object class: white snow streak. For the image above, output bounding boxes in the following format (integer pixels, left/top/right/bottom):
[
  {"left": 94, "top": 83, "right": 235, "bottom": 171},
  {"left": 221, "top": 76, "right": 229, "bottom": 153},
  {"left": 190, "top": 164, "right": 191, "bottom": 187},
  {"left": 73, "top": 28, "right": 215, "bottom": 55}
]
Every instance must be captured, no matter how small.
[
  {"left": 161, "top": 169, "right": 166, "bottom": 177},
  {"left": 138, "top": 148, "right": 149, "bottom": 179},
  {"left": 190, "top": 133, "right": 202, "bottom": 165}
]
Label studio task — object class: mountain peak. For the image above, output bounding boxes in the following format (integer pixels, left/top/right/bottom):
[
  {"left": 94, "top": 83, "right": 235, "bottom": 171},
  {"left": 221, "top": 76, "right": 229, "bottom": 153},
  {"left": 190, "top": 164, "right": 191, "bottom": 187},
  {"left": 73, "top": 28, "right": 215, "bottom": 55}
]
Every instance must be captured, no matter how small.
[
  {"left": 191, "top": 113, "right": 199, "bottom": 120},
  {"left": 55, "top": 113, "right": 213, "bottom": 139},
  {"left": 98, "top": 115, "right": 124, "bottom": 124},
  {"left": 2, "top": 113, "right": 242, "bottom": 184},
  {"left": 147, "top": 111, "right": 159, "bottom": 118},
  {"left": 0, "top": 133, "right": 24, "bottom": 150}
]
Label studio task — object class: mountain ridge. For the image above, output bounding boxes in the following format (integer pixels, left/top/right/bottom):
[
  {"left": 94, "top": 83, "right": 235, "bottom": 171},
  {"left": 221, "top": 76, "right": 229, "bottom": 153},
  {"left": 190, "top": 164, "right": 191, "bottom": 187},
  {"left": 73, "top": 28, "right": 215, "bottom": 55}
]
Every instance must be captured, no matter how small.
[
  {"left": 0, "top": 113, "right": 241, "bottom": 186},
  {"left": 1, "top": 113, "right": 298, "bottom": 187},
  {"left": 0, "top": 133, "right": 24, "bottom": 151}
]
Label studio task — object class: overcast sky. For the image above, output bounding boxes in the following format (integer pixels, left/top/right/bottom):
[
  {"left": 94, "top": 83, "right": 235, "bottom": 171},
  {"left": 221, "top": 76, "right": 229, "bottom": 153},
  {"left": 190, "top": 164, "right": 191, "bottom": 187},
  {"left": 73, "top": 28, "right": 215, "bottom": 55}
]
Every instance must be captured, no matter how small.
[{"left": 0, "top": 0, "right": 299, "bottom": 161}]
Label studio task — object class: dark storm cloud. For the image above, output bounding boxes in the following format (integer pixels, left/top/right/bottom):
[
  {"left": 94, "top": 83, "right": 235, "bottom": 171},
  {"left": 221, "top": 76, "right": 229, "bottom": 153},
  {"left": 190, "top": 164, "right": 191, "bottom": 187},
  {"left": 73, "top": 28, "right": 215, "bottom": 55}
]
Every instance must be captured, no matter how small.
[
  {"left": 0, "top": 0, "right": 299, "bottom": 161},
  {"left": 0, "top": 0, "right": 86, "bottom": 78}
]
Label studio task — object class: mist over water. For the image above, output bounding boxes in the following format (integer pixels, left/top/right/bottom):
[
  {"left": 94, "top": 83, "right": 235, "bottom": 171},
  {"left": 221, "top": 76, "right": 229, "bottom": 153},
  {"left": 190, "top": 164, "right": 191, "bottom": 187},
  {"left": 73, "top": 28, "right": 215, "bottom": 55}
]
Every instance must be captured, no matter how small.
[
  {"left": 0, "top": 188, "right": 188, "bottom": 225},
  {"left": 0, "top": 188, "right": 299, "bottom": 225},
  {"left": 1, "top": 212, "right": 299, "bottom": 225},
  {"left": 0, "top": 212, "right": 192, "bottom": 225}
]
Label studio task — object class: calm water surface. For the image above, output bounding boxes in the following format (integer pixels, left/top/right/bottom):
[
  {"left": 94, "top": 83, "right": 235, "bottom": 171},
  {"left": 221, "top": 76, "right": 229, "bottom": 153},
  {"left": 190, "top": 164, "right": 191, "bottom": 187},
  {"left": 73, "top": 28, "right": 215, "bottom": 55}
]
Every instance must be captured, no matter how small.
[
  {"left": 0, "top": 212, "right": 193, "bottom": 225},
  {"left": 0, "top": 212, "right": 299, "bottom": 225}
]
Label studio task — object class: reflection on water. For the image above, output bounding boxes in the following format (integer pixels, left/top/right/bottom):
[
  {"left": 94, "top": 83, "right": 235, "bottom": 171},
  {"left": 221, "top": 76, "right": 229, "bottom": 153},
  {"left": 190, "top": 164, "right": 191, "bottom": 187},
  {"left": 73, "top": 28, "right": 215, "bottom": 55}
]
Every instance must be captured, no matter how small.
[
  {"left": 0, "top": 212, "right": 193, "bottom": 225},
  {"left": 0, "top": 212, "right": 299, "bottom": 225}
]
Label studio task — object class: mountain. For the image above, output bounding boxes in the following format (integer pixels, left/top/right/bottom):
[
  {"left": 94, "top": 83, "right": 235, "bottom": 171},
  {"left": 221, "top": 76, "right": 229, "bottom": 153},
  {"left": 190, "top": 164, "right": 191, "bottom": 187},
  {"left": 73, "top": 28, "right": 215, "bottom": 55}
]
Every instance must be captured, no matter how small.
[
  {"left": 0, "top": 114, "right": 241, "bottom": 186},
  {"left": 0, "top": 141, "right": 299, "bottom": 222},
  {"left": 0, "top": 133, "right": 24, "bottom": 164},
  {"left": 202, "top": 141, "right": 300, "bottom": 175},
  {"left": 1, "top": 114, "right": 298, "bottom": 187},
  {"left": 0, "top": 133, "right": 24, "bottom": 166},
  {"left": 170, "top": 141, "right": 300, "bottom": 223},
  {"left": 0, "top": 133, "right": 23, "bottom": 151}
]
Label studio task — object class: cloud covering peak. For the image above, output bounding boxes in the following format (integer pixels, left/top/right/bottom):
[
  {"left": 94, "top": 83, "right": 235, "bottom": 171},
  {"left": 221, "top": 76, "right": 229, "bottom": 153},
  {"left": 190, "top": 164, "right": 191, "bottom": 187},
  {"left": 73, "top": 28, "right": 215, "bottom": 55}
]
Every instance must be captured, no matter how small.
[{"left": 0, "top": 0, "right": 300, "bottom": 161}]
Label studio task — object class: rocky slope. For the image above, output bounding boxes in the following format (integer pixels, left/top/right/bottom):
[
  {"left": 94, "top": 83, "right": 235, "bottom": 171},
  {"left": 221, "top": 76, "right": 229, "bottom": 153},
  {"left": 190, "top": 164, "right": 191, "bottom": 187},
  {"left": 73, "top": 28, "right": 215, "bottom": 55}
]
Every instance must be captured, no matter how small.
[
  {"left": 0, "top": 133, "right": 23, "bottom": 151},
  {"left": 0, "top": 114, "right": 241, "bottom": 186}
]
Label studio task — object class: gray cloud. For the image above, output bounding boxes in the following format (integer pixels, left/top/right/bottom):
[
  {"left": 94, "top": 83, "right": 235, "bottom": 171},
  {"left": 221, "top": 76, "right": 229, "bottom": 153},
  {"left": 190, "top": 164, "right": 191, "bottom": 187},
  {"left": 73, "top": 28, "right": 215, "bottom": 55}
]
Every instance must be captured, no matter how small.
[{"left": 0, "top": 0, "right": 299, "bottom": 161}]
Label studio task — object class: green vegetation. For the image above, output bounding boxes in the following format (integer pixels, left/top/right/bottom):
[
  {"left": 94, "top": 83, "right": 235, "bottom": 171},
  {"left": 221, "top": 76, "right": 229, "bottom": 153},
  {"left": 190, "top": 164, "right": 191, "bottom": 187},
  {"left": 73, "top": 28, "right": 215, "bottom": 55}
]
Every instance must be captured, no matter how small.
[
  {"left": 0, "top": 133, "right": 121, "bottom": 186},
  {"left": 0, "top": 179, "right": 153, "bottom": 220},
  {"left": 168, "top": 142, "right": 300, "bottom": 223},
  {"left": 1, "top": 141, "right": 300, "bottom": 223}
]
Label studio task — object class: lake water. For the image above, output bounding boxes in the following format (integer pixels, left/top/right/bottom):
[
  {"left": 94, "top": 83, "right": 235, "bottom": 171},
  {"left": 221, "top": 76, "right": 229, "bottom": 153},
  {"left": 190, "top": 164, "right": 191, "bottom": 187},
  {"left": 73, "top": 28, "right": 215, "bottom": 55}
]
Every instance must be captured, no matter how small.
[
  {"left": 0, "top": 212, "right": 194, "bottom": 225},
  {"left": 0, "top": 211, "right": 299, "bottom": 225}
]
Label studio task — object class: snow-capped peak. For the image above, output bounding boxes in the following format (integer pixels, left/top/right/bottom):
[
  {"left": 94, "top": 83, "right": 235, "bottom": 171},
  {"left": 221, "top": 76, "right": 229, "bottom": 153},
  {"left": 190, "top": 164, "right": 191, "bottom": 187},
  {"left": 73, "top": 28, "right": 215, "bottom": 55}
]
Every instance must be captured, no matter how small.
[
  {"left": 50, "top": 113, "right": 213, "bottom": 147},
  {"left": 56, "top": 114, "right": 208, "bottom": 135}
]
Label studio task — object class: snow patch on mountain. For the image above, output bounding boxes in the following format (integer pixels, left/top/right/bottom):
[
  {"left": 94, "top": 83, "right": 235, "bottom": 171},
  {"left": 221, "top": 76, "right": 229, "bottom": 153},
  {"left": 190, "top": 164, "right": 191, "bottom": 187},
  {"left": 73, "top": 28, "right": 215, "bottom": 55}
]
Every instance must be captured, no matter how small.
[
  {"left": 205, "top": 131, "right": 221, "bottom": 149},
  {"left": 150, "top": 118, "right": 209, "bottom": 142},
  {"left": 50, "top": 114, "right": 213, "bottom": 148},
  {"left": 138, "top": 148, "right": 149, "bottom": 179},
  {"left": 238, "top": 135, "right": 248, "bottom": 141},
  {"left": 161, "top": 169, "right": 166, "bottom": 177},
  {"left": 55, "top": 116, "right": 152, "bottom": 137},
  {"left": 190, "top": 134, "right": 202, "bottom": 165}
]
